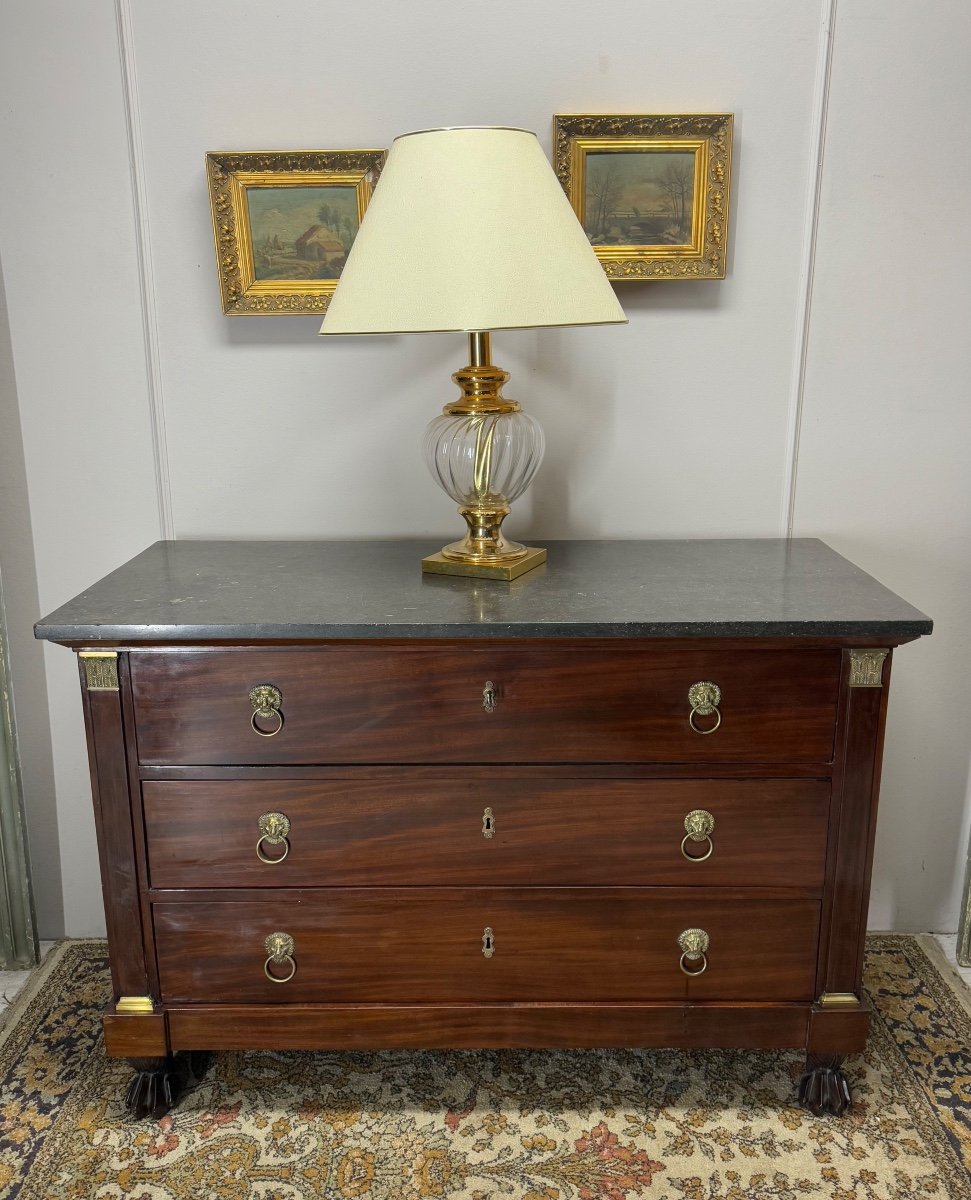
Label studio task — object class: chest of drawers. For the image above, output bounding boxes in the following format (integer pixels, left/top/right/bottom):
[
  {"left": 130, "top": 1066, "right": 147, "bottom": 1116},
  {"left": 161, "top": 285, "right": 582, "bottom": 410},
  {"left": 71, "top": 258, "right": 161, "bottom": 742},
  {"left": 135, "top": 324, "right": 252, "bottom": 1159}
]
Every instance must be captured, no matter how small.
[{"left": 35, "top": 538, "right": 931, "bottom": 1119}]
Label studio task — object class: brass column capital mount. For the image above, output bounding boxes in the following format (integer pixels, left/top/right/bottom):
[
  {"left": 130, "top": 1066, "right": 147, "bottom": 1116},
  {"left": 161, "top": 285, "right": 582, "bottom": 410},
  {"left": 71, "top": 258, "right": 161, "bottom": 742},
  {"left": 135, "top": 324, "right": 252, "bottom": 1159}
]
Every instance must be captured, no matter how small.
[
  {"left": 848, "top": 649, "right": 889, "bottom": 688},
  {"left": 79, "top": 651, "right": 119, "bottom": 691}
]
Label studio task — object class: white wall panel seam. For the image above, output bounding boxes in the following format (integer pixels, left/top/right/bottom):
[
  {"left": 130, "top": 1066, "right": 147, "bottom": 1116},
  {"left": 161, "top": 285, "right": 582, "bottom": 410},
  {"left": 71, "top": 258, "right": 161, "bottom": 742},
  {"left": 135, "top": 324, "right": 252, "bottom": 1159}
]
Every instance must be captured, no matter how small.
[
  {"left": 115, "top": 0, "right": 174, "bottom": 540},
  {"left": 781, "top": 0, "right": 838, "bottom": 538}
]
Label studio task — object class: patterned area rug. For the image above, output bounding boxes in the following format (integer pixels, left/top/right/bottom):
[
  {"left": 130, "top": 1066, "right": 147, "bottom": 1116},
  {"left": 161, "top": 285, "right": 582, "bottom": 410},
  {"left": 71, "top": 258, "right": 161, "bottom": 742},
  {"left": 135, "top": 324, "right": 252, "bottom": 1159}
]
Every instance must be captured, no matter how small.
[{"left": 0, "top": 935, "right": 968, "bottom": 1199}]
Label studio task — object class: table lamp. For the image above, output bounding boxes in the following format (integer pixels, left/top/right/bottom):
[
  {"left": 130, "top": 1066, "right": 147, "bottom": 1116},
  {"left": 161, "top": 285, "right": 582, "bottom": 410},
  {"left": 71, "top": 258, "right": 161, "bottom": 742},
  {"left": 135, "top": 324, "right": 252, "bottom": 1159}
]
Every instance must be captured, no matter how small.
[{"left": 319, "top": 126, "right": 627, "bottom": 579}]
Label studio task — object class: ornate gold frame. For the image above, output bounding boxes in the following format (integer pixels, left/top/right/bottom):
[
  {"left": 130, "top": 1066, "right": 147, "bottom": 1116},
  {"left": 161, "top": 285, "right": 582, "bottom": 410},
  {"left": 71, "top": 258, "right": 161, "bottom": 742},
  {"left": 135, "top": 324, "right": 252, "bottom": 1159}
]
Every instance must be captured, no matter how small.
[
  {"left": 206, "top": 149, "right": 386, "bottom": 315},
  {"left": 552, "top": 114, "right": 732, "bottom": 281}
]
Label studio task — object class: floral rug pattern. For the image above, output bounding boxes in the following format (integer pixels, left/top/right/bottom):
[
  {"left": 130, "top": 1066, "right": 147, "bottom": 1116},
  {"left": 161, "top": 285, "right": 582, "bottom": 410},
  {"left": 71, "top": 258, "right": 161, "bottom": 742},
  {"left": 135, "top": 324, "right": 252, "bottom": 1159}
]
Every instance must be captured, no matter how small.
[{"left": 0, "top": 935, "right": 968, "bottom": 1198}]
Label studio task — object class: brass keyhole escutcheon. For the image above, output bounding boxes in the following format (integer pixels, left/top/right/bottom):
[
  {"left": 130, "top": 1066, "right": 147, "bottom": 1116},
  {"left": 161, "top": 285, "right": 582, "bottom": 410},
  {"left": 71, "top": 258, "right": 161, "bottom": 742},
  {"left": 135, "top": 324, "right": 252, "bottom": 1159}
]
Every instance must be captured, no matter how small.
[
  {"left": 681, "top": 809, "right": 714, "bottom": 861},
  {"left": 250, "top": 685, "right": 284, "bottom": 737},
  {"left": 482, "top": 681, "right": 498, "bottom": 713},
  {"left": 257, "top": 811, "right": 291, "bottom": 864},
  {"left": 678, "top": 927, "right": 710, "bottom": 976},
  {"left": 263, "top": 931, "right": 296, "bottom": 983},
  {"left": 482, "top": 807, "right": 495, "bottom": 839},
  {"left": 687, "top": 681, "right": 722, "bottom": 735},
  {"left": 482, "top": 927, "right": 495, "bottom": 958}
]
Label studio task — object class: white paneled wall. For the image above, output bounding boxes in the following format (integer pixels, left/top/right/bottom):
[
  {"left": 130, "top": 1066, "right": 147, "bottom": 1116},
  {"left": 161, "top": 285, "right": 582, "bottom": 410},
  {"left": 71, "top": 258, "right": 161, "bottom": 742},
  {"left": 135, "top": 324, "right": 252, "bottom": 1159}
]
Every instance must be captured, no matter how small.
[
  {"left": 0, "top": 2, "right": 163, "bottom": 937},
  {"left": 0, "top": 0, "right": 967, "bottom": 936},
  {"left": 793, "top": 1, "right": 971, "bottom": 931}
]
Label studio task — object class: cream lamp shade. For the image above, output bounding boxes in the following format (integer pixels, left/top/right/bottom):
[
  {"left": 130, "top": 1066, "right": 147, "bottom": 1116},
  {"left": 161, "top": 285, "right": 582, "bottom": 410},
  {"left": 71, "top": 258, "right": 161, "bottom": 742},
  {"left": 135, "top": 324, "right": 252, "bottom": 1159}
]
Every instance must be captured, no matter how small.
[{"left": 318, "top": 126, "right": 627, "bottom": 334}]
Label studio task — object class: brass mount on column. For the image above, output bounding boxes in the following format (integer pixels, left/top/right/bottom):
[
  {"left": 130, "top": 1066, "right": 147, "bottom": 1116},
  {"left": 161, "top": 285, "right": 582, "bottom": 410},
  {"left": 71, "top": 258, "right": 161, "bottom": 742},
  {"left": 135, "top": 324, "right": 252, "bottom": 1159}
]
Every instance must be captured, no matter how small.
[
  {"left": 79, "top": 651, "right": 119, "bottom": 691},
  {"left": 848, "top": 649, "right": 888, "bottom": 688},
  {"left": 116, "top": 995, "right": 154, "bottom": 1014}
]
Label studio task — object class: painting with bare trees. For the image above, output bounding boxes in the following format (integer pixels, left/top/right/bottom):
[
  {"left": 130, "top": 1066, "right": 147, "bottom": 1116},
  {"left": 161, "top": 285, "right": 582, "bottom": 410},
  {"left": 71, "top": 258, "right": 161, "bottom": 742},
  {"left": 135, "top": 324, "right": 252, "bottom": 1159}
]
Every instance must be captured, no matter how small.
[
  {"left": 584, "top": 151, "right": 696, "bottom": 246},
  {"left": 553, "top": 114, "right": 733, "bottom": 280}
]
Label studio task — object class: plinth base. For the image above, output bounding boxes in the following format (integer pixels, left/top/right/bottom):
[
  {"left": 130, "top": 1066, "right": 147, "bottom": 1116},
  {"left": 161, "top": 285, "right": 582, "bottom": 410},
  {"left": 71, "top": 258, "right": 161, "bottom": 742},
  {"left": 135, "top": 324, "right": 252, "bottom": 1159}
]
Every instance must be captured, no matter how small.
[{"left": 422, "top": 547, "right": 547, "bottom": 581}]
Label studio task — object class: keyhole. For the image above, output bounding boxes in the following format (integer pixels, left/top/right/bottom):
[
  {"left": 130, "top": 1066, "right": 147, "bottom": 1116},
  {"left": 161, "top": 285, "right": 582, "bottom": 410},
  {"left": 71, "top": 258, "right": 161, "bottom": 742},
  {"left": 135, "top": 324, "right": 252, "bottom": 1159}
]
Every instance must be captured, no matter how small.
[
  {"left": 482, "top": 807, "right": 495, "bottom": 839},
  {"left": 482, "top": 926, "right": 495, "bottom": 958}
]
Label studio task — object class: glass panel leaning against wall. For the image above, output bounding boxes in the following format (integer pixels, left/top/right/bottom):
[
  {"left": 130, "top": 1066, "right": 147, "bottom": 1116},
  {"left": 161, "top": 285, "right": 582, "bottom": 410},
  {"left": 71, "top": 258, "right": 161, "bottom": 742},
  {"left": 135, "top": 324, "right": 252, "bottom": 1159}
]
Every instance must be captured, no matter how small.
[{"left": 0, "top": 569, "right": 37, "bottom": 969}]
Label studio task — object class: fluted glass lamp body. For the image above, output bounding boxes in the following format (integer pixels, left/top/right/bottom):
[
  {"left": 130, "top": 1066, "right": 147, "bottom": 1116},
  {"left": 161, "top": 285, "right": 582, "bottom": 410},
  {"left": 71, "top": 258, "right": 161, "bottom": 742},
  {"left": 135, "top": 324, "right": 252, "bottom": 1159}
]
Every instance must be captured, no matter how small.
[
  {"left": 424, "top": 408, "right": 545, "bottom": 507},
  {"left": 424, "top": 405, "right": 545, "bottom": 563}
]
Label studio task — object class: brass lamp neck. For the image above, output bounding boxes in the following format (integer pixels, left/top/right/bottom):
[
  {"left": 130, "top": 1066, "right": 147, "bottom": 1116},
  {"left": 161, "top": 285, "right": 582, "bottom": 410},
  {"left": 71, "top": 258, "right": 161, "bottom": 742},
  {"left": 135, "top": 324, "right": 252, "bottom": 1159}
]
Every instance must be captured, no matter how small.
[
  {"left": 446, "top": 332, "right": 520, "bottom": 415},
  {"left": 469, "top": 331, "right": 492, "bottom": 367}
]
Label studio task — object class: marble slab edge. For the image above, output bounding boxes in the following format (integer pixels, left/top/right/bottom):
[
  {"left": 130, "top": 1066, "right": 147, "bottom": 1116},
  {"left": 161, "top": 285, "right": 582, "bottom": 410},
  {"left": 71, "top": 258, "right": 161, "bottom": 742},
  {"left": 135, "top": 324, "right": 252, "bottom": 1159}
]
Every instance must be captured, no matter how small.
[{"left": 35, "top": 618, "right": 933, "bottom": 643}]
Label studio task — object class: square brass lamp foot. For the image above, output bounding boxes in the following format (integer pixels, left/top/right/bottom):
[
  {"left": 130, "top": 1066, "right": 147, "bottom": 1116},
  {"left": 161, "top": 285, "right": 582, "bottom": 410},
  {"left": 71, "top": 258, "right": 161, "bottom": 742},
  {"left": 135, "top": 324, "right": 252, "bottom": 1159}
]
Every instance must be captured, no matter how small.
[{"left": 421, "top": 548, "right": 547, "bottom": 581}]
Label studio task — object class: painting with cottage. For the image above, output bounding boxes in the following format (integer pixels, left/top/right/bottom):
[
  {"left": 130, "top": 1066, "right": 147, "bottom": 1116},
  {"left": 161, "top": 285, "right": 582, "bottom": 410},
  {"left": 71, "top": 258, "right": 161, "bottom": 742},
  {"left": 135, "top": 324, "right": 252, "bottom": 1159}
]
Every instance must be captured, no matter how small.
[{"left": 247, "top": 185, "right": 360, "bottom": 282}]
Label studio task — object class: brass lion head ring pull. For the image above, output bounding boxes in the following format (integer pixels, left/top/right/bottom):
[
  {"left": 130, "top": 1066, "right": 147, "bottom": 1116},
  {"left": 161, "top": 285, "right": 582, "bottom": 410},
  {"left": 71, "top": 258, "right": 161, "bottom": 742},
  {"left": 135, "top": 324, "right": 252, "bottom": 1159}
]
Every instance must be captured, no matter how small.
[
  {"left": 250, "top": 685, "right": 284, "bottom": 737},
  {"left": 264, "top": 932, "right": 296, "bottom": 983},
  {"left": 256, "top": 812, "right": 291, "bottom": 864},
  {"left": 687, "top": 681, "right": 722, "bottom": 735},
  {"left": 678, "top": 927, "right": 710, "bottom": 977},
  {"left": 681, "top": 809, "right": 714, "bottom": 861}
]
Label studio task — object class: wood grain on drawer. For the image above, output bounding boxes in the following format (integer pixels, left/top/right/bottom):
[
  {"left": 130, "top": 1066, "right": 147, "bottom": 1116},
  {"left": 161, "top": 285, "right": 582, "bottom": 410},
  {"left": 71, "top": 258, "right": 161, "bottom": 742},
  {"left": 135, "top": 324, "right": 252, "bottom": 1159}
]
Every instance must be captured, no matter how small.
[
  {"left": 154, "top": 890, "right": 820, "bottom": 1004},
  {"left": 130, "top": 646, "right": 840, "bottom": 764},
  {"left": 144, "top": 778, "right": 830, "bottom": 889}
]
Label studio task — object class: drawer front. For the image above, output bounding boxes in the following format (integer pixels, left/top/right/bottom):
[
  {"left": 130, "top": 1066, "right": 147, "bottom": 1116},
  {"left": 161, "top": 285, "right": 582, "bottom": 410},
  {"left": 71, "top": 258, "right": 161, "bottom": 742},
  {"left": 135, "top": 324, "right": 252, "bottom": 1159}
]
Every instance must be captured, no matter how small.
[
  {"left": 130, "top": 646, "right": 840, "bottom": 764},
  {"left": 154, "top": 891, "right": 820, "bottom": 1004},
  {"left": 144, "top": 778, "right": 830, "bottom": 889}
]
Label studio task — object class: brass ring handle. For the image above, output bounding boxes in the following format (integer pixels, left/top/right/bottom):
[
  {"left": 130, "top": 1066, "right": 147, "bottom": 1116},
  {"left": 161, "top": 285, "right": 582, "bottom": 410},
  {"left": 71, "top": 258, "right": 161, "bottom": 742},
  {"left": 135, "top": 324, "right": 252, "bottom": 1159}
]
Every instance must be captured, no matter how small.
[
  {"left": 264, "top": 954, "right": 296, "bottom": 983},
  {"left": 256, "top": 812, "right": 291, "bottom": 864},
  {"left": 679, "top": 951, "right": 708, "bottom": 976},
  {"left": 251, "top": 708, "right": 284, "bottom": 737},
  {"left": 680, "top": 833, "right": 713, "bottom": 861},
  {"left": 256, "top": 835, "right": 290, "bottom": 864},
  {"left": 250, "top": 685, "right": 284, "bottom": 737},
  {"left": 688, "top": 707, "right": 721, "bottom": 735},
  {"left": 678, "top": 927, "right": 710, "bottom": 976},
  {"left": 263, "top": 932, "right": 296, "bottom": 983},
  {"left": 681, "top": 809, "right": 714, "bottom": 861},
  {"left": 687, "top": 681, "right": 721, "bottom": 735}
]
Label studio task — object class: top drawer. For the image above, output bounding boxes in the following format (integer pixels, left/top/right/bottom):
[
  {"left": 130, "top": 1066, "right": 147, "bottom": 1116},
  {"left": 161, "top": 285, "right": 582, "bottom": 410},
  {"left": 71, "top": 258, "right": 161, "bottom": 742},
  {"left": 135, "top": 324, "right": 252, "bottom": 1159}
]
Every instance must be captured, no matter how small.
[{"left": 129, "top": 645, "right": 840, "bottom": 765}]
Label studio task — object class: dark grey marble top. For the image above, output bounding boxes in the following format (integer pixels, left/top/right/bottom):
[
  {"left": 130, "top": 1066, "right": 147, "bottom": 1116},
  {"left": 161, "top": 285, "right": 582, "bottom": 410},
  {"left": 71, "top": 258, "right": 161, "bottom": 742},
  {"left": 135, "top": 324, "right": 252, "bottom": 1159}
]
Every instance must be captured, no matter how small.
[{"left": 34, "top": 539, "right": 932, "bottom": 643}]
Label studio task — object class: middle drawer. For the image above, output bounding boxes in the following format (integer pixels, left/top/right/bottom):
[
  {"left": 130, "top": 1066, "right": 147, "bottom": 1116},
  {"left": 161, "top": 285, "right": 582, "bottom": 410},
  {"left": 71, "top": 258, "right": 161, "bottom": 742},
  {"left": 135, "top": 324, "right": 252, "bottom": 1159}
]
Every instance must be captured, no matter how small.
[{"left": 143, "top": 777, "right": 829, "bottom": 889}]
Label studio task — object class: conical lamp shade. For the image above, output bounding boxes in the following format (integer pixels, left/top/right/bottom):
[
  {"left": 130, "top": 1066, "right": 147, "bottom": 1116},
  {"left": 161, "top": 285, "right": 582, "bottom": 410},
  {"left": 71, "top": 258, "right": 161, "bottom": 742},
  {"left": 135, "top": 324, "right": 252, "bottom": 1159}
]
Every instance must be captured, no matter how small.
[{"left": 319, "top": 126, "right": 627, "bottom": 335}]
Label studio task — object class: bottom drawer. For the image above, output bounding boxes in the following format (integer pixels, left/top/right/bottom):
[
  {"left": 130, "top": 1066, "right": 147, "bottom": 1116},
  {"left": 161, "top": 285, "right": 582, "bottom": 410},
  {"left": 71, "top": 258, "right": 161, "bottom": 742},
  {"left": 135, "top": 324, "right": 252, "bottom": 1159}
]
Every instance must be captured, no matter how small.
[{"left": 154, "top": 890, "right": 819, "bottom": 1004}]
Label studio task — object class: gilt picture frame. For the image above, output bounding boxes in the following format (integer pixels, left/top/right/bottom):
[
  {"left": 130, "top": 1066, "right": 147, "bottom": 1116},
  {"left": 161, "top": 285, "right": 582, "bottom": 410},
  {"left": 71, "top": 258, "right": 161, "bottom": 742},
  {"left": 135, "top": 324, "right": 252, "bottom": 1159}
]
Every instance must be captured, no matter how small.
[
  {"left": 206, "top": 149, "right": 386, "bottom": 315},
  {"left": 552, "top": 114, "right": 733, "bottom": 280}
]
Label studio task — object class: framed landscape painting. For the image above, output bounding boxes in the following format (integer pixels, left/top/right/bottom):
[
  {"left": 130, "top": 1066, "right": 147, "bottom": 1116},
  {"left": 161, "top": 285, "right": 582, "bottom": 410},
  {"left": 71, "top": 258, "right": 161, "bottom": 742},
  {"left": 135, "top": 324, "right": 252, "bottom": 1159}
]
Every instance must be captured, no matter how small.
[
  {"left": 206, "top": 149, "right": 386, "bottom": 314},
  {"left": 552, "top": 114, "right": 733, "bottom": 280}
]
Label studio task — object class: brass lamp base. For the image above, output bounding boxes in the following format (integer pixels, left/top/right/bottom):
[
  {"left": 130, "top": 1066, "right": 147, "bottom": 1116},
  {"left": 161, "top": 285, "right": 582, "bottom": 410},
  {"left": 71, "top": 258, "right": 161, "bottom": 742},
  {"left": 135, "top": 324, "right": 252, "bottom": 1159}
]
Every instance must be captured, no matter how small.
[{"left": 422, "top": 547, "right": 547, "bottom": 581}]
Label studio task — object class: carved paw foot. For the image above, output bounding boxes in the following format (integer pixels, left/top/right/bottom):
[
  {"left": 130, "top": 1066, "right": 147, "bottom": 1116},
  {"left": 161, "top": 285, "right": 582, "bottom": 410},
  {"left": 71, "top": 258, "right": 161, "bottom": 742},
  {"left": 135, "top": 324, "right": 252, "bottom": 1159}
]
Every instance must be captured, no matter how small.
[
  {"left": 798, "top": 1054, "right": 852, "bottom": 1117},
  {"left": 187, "top": 1050, "right": 212, "bottom": 1082},
  {"left": 125, "top": 1051, "right": 212, "bottom": 1119}
]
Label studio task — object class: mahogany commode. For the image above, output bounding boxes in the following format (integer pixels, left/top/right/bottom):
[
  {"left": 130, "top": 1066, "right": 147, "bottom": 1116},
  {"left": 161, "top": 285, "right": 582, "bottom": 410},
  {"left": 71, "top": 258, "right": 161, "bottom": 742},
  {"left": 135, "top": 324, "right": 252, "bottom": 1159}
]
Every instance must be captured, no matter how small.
[{"left": 35, "top": 538, "right": 932, "bottom": 1118}]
